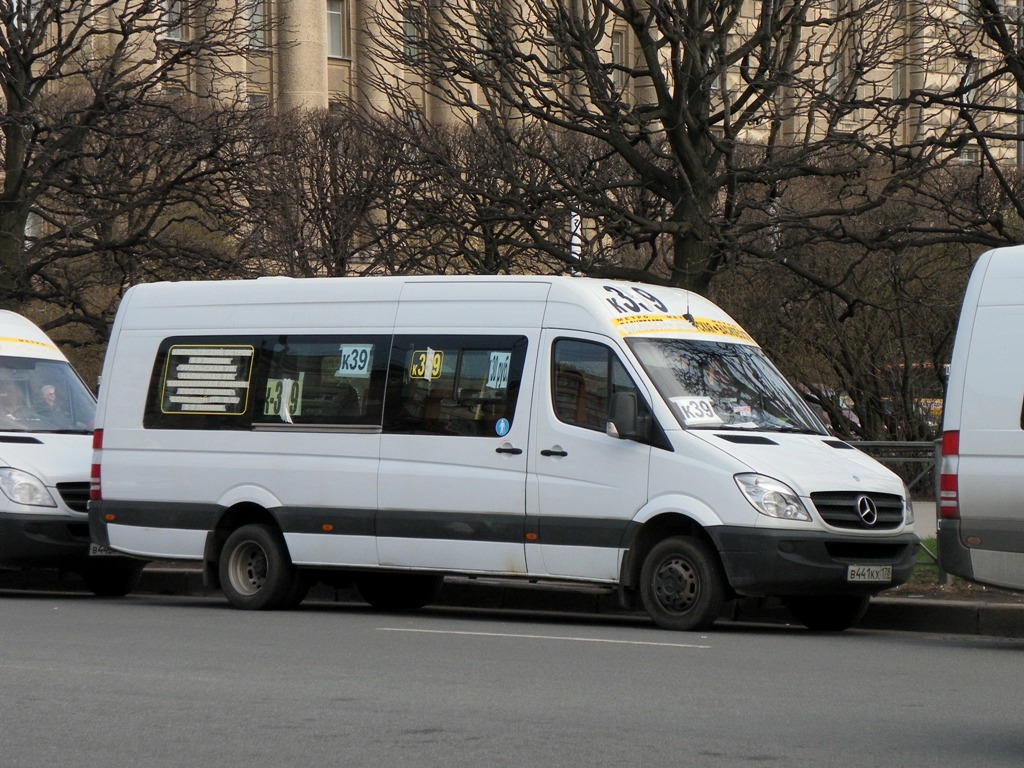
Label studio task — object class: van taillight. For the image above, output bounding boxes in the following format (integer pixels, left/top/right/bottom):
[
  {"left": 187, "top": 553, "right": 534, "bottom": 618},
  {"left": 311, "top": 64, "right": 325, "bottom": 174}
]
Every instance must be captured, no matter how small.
[
  {"left": 90, "top": 428, "right": 102, "bottom": 502},
  {"left": 938, "top": 430, "right": 959, "bottom": 519}
]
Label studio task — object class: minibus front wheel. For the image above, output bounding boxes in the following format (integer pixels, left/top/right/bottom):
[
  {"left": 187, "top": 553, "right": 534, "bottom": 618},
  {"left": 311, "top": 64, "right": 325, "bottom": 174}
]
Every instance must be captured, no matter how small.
[
  {"left": 639, "top": 536, "right": 726, "bottom": 631},
  {"left": 219, "top": 524, "right": 299, "bottom": 610},
  {"left": 81, "top": 560, "right": 144, "bottom": 598},
  {"left": 784, "top": 594, "right": 870, "bottom": 632}
]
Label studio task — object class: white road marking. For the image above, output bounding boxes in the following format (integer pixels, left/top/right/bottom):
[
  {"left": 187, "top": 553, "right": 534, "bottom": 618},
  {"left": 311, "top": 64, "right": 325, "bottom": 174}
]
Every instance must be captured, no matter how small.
[{"left": 378, "top": 627, "right": 710, "bottom": 649}]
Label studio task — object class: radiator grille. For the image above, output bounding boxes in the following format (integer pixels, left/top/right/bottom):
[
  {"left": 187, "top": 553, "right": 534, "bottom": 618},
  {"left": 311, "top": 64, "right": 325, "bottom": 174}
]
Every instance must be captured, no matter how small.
[
  {"left": 57, "top": 482, "right": 90, "bottom": 513},
  {"left": 810, "top": 491, "right": 905, "bottom": 530}
]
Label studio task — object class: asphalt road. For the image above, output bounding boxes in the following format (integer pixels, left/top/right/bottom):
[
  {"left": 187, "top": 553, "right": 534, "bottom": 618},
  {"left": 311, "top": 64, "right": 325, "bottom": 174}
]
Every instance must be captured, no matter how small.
[{"left": 1, "top": 591, "right": 1021, "bottom": 768}]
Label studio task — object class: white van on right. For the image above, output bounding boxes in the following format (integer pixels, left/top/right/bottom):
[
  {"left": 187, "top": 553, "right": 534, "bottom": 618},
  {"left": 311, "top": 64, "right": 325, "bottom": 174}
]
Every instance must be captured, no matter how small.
[{"left": 939, "top": 245, "right": 1024, "bottom": 590}]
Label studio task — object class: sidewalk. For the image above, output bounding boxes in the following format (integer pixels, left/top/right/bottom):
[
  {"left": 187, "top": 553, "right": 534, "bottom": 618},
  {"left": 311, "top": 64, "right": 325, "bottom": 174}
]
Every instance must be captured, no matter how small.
[{"left": 4, "top": 561, "right": 1022, "bottom": 638}]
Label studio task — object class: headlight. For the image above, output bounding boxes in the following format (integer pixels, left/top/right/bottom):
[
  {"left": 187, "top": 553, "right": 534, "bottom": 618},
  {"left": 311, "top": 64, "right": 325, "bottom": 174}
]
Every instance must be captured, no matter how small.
[
  {"left": 0, "top": 468, "right": 57, "bottom": 507},
  {"left": 735, "top": 473, "right": 811, "bottom": 522},
  {"left": 903, "top": 485, "right": 915, "bottom": 525}
]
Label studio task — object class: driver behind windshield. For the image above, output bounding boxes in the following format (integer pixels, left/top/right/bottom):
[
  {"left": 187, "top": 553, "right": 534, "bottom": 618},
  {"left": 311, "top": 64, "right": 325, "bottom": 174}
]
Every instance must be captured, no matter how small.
[
  {"left": 627, "top": 338, "right": 826, "bottom": 433},
  {"left": 0, "top": 381, "right": 31, "bottom": 424}
]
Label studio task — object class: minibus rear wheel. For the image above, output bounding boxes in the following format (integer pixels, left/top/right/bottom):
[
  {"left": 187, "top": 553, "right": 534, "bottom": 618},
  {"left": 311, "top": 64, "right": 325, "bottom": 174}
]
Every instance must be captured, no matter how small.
[
  {"left": 355, "top": 572, "right": 444, "bottom": 611},
  {"left": 639, "top": 536, "right": 726, "bottom": 631},
  {"left": 219, "top": 524, "right": 298, "bottom": 610}
]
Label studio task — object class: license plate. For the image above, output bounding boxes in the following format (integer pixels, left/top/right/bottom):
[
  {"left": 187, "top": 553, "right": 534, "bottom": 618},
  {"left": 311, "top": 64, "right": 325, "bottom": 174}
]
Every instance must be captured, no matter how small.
[
  {"left": 847, "top": 564, "right": 892, "bottom": 583},
  {"left": 88, "top": 543, "right": 120, "bottom": 557}
]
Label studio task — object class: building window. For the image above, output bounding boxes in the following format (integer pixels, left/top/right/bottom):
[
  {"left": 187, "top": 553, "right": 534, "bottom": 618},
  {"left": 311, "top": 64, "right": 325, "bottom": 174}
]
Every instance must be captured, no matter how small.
[
  {"left": 13, "top": 0, "right": 40, "bottom": 27},
  {"left": 611, "top": 31, "right": 625, "bottom": 89},
  {"left": 705, "top": 48, "right": 723, "bottom": 92},
  {"left": 248, "top": 0, "right": 268, "bottom": 49},
  {"left": 327, "top": 0, "right": 350, "bottom": 59},
  {"left": 402, "top": 5, "right": 422, "bottom": 60},
  {"left": 545, "top": 35, "right": 559, "bottom": 71},
  {"left": 162, "top": 0, "right": 186, "bottom": 41},
  {"left": 957, "top": 57, "right": 978, "bottom": 107},
  {"left": 955, "top": 145, "right": 980, "bottom": 164},
  {"left": 957, "top": 0, "right": 972, "bottom": 24}
]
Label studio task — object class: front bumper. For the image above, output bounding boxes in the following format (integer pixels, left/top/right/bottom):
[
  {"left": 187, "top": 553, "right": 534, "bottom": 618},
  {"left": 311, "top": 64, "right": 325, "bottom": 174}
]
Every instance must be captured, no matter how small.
[
  {"left": 0, "top": 512, "right": 91, "bottom": 568},
  {"left": 707, "top": 526, "right": 919, "bottom": 597}
]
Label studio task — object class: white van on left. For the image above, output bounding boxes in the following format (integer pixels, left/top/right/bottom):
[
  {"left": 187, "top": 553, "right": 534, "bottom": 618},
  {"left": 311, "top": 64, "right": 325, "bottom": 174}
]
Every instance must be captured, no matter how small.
[{"left": 0, "top": 311, "right": 141, "bottom": 596}]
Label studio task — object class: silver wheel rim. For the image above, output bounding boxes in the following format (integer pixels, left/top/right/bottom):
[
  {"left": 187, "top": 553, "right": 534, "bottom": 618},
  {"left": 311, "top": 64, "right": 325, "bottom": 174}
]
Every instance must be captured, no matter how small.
[
  {"left": 653, "top": 555, "right": 699, "bottom": 613},
  {"left": 227, "top": 541, "right": 267, "bottom": 596}
]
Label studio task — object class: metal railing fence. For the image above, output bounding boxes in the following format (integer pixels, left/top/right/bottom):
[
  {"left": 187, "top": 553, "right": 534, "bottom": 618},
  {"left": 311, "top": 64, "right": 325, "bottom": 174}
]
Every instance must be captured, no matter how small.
[{"left": 849, "top": 440, "right": 939, "bottom": 499}]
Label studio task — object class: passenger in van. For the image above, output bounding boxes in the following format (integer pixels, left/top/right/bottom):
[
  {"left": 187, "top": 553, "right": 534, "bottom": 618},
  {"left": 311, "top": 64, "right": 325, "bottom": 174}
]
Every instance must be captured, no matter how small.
[
  {"left": 34, "top": 383, "right": 70, "bottom": 426},
  {"left": 40, "top": 384, "right": 58, "bottom": 410},
  {"left": 334, "top": 383, "right": 361, "bottom": 421}
]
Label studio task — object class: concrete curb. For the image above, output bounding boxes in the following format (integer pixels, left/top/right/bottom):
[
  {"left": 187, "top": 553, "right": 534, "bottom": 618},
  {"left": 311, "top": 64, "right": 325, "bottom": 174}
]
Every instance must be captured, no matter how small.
[{"left": 5, "top": 565, "right": 1021, "bottom": 638}]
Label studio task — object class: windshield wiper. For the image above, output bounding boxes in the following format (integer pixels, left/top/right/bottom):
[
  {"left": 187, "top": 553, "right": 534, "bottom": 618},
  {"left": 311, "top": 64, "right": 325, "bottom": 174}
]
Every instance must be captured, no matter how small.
[
  {"left": 769, "top": 425, "right": 826, "bottom": 435},
  {"left": 691, "top": 423, "right": 759, "bottom": 431}
]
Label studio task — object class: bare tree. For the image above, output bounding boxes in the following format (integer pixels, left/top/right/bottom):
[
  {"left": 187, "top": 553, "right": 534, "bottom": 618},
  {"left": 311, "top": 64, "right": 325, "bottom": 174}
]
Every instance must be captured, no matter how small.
[
  {"left": 236, "top": 107, "right": 414, "bottom": 277},
  {"left": 380, "top": 118, "right": 590, "bottom": 275},
  {"left": 364, "top": 0, "right": 987, "bottom": 300},
  {"left": 719, "top": 169, "right": 977, "bottom": 441},
  {"left": 915, "top": 0, "right": 1024, "bottom": 245},
  {"left": 0, "top": 0, "right": 265, "bottom": 336}
]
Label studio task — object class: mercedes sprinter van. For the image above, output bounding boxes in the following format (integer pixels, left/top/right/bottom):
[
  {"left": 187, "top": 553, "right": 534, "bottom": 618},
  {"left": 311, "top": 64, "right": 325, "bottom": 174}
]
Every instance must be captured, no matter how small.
[
  {"left": 0, "top": 310, "right": 140, "bottom": 595},
  {"left": 89, "top": 276, "right": 917, "bottom": 630},
  {"left": 939, "top": 246, "right": 1024, "bottom": 591}
]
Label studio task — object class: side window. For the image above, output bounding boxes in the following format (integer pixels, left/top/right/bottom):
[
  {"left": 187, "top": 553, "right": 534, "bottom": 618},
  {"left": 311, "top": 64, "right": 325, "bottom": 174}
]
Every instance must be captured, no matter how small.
[
  {"left": 145, "top": 337, "right": 261, "bottom": 430},
  {"left": 253, "top": 335, "right": 389, "bottom": 427},
  {"left": 383, "top": 335, "right": 528, "bottom": 437},
  {"left": 552, "top": 339, "right": 647, "bottom": 432},
  {"left": 144, "top": 335, "right": 389, "bottom": 430}
]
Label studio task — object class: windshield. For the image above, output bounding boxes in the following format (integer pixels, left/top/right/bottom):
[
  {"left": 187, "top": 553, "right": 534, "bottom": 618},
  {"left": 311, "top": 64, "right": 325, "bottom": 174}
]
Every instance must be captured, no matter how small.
[
  {"left": 0, "top": 356, "right": 96, "bottom": 433},
  {"left": 627, "top": 338, "right": 826, "bottom": 433}
]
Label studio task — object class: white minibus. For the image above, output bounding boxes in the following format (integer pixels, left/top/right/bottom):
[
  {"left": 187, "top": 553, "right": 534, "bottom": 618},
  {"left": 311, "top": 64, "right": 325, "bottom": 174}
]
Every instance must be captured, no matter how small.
[
  {"left": 89, "top": 276, "right": 917, "bottom": 630},
  {"left": 0, "top": 310, "right": 141, "bottom": 595},
  {"left": 939, "top": 246, "right": 1024, "bottom": 591}
]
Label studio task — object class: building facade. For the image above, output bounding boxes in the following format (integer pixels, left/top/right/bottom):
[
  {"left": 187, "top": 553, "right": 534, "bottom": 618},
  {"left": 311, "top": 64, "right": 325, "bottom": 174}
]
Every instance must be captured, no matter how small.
[{"left": 210, "top": 0, "right": 1018, "bottom": 164}]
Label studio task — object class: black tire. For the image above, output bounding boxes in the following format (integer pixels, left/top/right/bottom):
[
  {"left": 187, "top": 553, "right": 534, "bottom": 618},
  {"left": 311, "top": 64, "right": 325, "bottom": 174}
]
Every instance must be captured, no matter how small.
[
  {"left": 355, "top": 572, "right": 444, "bottom": 611},
  {"left": 281, "top": 572, "right": 313, "bottom": 609},
  {"left": 218, "top": 524, "right": 297, "bottom": 610},
  {"left": 81, "top": 561, "right": 144, "bottom": 597},
  {"left": 785, "top": 595, "right": 870, "bottom": 632},
  {"left": 639, "top": 536, "right": 726, "bottom": 631}
]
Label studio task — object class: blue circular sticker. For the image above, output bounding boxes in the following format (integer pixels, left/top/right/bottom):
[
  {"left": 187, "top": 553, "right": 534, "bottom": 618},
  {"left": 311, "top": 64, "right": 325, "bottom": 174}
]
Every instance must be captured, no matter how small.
[{"left": 495, "top": 418, "right": 510, "bottom": 437}]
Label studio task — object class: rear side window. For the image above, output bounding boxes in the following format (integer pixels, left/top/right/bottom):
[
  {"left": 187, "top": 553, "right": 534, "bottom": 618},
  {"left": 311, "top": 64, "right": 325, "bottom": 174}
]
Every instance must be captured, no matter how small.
[
  {"left": 383, "top": 335, "right": 528, "bottom": 437},
  {"left": 144, "top": 335, "right": 389, "bottom": 430},
  {"left": 253, "top": 336, "right": 389, "bottom": 427},
  {"left": 145, "top": 338, "right": 260, "bottom": 430}
]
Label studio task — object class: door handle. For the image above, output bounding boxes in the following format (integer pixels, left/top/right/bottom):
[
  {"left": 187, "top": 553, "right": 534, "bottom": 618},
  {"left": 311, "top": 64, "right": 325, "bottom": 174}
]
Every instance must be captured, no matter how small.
[
  {"left": 495, "top": 445, "right": 523, "bottom": 455},
  {"left": 541, "top": 448, "right": 568, "bottom": 457}
]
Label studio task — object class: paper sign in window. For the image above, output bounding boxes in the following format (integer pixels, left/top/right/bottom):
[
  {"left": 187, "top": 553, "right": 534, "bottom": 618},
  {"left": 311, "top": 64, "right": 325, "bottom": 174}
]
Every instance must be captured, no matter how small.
[{"left": 161, "top": 345, "right": 254, "bottom": 415}]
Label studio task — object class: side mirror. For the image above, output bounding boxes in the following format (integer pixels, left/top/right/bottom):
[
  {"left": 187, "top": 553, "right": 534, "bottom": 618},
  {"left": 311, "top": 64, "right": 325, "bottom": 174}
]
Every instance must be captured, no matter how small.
[{"left": 607, "top": 391, "right": 640, "bottom": 440}]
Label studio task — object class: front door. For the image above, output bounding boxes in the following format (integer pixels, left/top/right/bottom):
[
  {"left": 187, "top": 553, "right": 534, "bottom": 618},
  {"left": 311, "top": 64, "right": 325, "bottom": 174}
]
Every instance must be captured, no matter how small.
[{"left": 527, "top": 331, "right": 652, "bottom": 580}]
